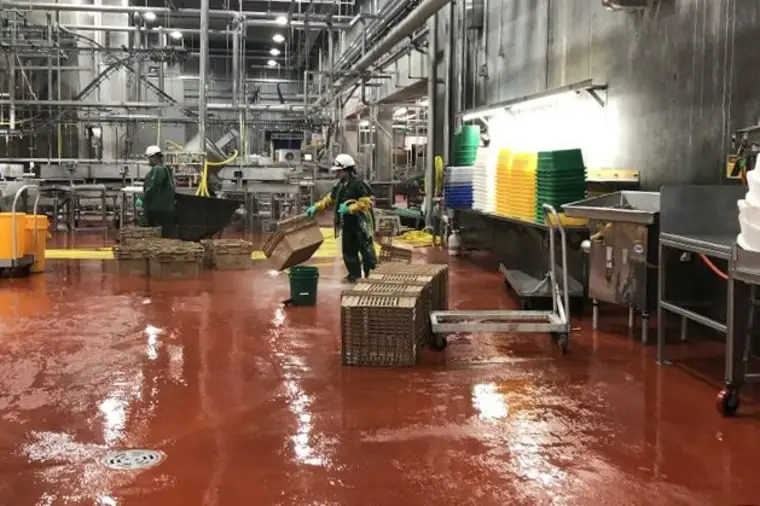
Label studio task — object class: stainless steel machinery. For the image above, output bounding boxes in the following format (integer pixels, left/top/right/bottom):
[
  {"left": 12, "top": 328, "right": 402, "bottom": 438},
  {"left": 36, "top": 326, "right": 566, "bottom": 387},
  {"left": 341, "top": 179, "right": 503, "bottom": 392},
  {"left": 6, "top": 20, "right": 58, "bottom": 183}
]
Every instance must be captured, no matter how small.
[{"left": 564, "top": 191, "right": 661, "bottom": 342}]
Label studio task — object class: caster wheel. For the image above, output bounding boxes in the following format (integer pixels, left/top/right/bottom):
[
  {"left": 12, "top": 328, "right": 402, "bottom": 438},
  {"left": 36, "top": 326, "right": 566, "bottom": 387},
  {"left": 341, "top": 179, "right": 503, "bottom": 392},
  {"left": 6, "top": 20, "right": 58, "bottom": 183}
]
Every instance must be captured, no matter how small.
[
  {"left": 431, "top": 334, "right": 447, "bottom": 351},
  {"left": 551, "top": 333, "right": 569, "bottom": 354},
  {"left": 717, "top": 387, "right": 740, "bottom": 417},
  {"left": 520, "top": 299, "right": 532, "bottom": 310}
]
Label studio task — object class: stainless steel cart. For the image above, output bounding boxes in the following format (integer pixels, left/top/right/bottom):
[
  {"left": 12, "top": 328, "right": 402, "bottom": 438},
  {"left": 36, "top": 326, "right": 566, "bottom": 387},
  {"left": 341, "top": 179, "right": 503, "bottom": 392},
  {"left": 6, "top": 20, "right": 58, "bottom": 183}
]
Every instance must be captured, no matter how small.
[
  {"left": 430, "top": 204, "right": 572, "bottom": 354},
  {"left": 718, "top": 244, "right": 760, "bottom": 416}
]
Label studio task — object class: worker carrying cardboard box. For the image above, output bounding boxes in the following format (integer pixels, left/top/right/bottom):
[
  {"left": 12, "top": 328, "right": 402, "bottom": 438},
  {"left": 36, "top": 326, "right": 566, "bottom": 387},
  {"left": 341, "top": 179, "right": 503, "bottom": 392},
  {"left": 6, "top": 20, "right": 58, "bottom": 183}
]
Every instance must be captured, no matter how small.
[
  {"left": 306, "top": 154, "right": 376, "bottom": 283},
  {"left": 138, "top": 145, "right": 177, "bottom": 238}
]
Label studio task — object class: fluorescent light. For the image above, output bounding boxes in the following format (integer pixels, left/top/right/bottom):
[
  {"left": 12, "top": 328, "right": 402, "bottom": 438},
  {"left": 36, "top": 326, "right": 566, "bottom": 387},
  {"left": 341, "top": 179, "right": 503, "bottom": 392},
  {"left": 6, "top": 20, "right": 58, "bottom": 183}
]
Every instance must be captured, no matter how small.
[
  {"left": 142, "top": 11, "right": 157, "bottom": 22},
  {"left": 169, "top": 30, "right": 183, "bottom": 40},
  {"left": 267, "top": 59, "right": 277, "bottom": 67},
  {"left": 270, "top": 48, "right": 281, "bottom": 56},
  {"left": 272, "top": 33, "right": 285, "bottom": 43},
  {"left": 275, "top": 15, "right": 287, "bottom": 25}
]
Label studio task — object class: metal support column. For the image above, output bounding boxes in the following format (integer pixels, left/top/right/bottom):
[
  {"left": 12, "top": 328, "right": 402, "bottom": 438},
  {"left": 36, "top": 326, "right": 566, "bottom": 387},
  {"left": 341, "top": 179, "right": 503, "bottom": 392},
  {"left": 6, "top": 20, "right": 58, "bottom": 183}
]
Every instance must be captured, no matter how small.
[
  {"left": 198, "top": 0, "right": 210, "bottom": 162},
  {"left": 423, "top": 14, "right": 438, "bottom": 227}
]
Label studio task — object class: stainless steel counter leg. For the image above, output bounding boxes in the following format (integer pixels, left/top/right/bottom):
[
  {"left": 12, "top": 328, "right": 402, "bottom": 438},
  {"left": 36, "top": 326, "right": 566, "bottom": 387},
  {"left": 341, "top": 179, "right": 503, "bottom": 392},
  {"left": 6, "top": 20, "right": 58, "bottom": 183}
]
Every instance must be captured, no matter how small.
[
  {"left": 680, "top": 317, "right": 688, "bottom": 341},
  {"left": 657, "top": 242, "right": 668, "bottom": 365},
  {"left": 628, "top": 306, "right": 635, "bottom": 331},
  {"left": 725, "top": 275, "right": 751, "bottom": 388},
  {"left": 592, "top": 299, "right": 599, "bottom": 330},
  {"left": 641, "top": 313, "right": 649, "bottom": 344}
]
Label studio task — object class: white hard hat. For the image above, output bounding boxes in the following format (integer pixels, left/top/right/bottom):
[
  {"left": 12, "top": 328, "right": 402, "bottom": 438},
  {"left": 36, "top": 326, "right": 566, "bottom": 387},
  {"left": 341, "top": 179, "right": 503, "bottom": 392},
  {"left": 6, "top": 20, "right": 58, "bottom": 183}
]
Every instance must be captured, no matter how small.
[
  {"left": 330, "top": 153, "right": 356, "bottom": 172},
  {"left": 145, "top": 145, "right": 162, "bottom": 157}
]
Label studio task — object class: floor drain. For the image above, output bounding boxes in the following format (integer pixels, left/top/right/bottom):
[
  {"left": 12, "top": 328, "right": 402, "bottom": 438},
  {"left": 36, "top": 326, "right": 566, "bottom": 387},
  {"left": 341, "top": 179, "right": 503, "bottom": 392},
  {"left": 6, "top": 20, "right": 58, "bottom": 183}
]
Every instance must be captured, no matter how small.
[{"left": 101, "top": 449, "right": 165, "bottom": 471}]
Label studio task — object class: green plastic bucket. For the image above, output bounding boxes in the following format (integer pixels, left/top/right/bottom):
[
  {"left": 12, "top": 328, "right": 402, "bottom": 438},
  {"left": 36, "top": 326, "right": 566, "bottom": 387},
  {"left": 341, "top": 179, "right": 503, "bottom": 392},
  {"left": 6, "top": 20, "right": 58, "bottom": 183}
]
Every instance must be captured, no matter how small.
[{"left": 288, "top": 265, "right": 319, "bottom": 306}]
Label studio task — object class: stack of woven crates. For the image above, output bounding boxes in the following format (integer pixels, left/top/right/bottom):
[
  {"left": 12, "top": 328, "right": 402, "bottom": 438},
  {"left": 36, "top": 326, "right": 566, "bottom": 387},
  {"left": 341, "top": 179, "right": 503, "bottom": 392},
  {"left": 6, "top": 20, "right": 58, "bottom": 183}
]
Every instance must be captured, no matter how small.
[
  {"left": 201, "top": 239, "right": 254, "bottom": 270},
  {"left": 113, "top": 227, "right": 206, "bottom": 280},
  {"left": 340, "top": 262, "right": 449, "bottom": 367},
  {"left": 146, "top": 239, "right": 205, "bottom": 280},
  {"left": 118, "top": 226, "right": 161, "bottom": 245}
]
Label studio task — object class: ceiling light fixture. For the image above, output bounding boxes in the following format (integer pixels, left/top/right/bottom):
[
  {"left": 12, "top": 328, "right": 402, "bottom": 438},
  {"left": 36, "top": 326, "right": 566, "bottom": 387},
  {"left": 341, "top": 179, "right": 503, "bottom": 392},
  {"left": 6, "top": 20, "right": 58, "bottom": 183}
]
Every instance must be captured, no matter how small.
[
  {"left": 142, "top": 11, "right": 157, "bottom": 22},
  {"left": 169, "top": 30, "right": 183, "bottom": 40},
  {"left": 272, "top": 33, "right": 285, "bottom": 43},
  {"left": 275, "top": 15, "right": 287, "bottom": 25},
  {"left": 267, "top": 59, "right": 277, "bottom": 67},
  {"left": 270, "top": 48, "right": 281, "bottom": 56}
]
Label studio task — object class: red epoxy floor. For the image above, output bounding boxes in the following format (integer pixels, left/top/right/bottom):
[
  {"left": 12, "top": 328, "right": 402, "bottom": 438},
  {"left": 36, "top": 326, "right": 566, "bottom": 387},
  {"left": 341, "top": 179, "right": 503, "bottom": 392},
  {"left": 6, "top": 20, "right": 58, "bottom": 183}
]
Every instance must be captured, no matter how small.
[{"left": 2, "top": 253, "right": 760, "bottom": 505}]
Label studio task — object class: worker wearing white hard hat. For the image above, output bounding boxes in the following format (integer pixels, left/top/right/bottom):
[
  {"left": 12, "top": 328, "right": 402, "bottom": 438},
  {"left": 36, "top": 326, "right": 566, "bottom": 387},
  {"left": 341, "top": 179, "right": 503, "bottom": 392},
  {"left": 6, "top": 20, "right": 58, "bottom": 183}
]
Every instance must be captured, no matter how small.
[
  {"left": 141, "top": 145, "right": 177, "bottom": 238},
  {"left": 306, "top": 153, "right": 376, "bottom": 283}
]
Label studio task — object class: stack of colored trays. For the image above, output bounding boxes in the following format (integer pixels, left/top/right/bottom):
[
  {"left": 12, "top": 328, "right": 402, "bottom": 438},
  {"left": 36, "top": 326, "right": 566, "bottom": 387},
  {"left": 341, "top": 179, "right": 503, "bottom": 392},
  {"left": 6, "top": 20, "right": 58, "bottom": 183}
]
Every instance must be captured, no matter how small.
[
  {"left": 535, "top": 149, "right": 587, "bottom": 222},
  {"left": 472, "top": 148, "right": 489, "bottom": 212},
  {"left": 494, "top": 149, "right": 511, "bottom": 217},
  {"left": 444, "top": 166, "right": 474, "bottom": 209},
  {"left": 452, "top": 125, "right": 481, "bottom": 166},
  {"left": 505, "top": 152, "right": 538, "bottom": 222}
]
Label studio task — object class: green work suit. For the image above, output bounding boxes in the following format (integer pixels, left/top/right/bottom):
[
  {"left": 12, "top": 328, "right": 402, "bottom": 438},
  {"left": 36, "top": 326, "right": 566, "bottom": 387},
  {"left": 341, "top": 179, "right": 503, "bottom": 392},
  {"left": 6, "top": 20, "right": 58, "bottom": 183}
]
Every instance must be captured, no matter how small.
[
  {"left": 143, "top": 163, "right": 177, "bottom": 238},
  {"left": 331, "top": 177, "right": 377, "bottom": 279}
]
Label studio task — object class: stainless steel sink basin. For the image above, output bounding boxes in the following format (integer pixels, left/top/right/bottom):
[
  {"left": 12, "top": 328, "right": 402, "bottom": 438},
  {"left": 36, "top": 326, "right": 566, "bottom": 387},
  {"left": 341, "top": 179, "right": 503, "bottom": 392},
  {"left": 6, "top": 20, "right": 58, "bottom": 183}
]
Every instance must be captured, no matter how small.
[{"left": 562, "top": 191, "right": 660, "bottom": 225}]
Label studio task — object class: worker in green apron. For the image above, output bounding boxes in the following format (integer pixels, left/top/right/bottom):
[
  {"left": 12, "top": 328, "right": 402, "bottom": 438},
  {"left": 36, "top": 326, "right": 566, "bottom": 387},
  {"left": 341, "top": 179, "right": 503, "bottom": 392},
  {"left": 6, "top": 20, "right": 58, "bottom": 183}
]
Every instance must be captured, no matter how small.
[
  {"left": 306, "top": 154, "right": 376, "bottom": 283},
  {"left": 140, "top": 145, "right": 177, "bottom": 238}
]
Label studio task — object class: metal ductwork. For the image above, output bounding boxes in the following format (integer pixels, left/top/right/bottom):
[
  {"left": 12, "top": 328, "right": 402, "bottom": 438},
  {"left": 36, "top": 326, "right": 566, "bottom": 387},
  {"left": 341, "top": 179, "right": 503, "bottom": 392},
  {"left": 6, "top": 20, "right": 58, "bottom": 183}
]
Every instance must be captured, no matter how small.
[
  {"left": 329, "top": 0, "right": 450, "bottom": 100},
  {"left": 602, "top": 0, "right": 648, "bottom": 11}
]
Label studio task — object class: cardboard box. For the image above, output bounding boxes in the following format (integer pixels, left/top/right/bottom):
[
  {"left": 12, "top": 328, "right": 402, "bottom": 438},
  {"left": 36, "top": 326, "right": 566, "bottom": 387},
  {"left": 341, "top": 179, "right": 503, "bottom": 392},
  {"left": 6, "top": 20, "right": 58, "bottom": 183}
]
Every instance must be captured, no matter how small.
[{"left": 262, "top": 214, "right": 324, "bottom": 271}]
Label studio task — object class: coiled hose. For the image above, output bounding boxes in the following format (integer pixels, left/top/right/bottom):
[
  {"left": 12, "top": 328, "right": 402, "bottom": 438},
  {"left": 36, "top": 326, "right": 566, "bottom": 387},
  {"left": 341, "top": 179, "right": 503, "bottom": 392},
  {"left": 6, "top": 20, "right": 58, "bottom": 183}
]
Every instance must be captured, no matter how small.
[{"left": 196, "top": 150, "right": 238, "bottom": 197}]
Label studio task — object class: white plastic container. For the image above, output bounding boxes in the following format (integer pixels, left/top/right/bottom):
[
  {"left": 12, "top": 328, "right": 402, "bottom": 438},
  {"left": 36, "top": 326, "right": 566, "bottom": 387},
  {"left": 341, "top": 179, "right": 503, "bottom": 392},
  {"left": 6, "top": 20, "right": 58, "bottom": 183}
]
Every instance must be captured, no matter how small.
[
  {"left": 739, "top": 213, "right": 760, "bottom": 251},
  {"left": 748, "top": 167, "right": 760, "bottom": 198},
  {"left": 448, "top": 230, "right": 461, "bottom": 256}
]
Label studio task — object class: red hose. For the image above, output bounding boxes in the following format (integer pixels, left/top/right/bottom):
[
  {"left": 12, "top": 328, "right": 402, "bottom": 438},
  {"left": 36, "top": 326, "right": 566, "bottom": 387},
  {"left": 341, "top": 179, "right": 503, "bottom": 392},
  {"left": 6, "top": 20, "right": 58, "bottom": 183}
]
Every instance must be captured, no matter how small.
[{"left": 699, "top": 253, "right": 728, "bottom": 281}]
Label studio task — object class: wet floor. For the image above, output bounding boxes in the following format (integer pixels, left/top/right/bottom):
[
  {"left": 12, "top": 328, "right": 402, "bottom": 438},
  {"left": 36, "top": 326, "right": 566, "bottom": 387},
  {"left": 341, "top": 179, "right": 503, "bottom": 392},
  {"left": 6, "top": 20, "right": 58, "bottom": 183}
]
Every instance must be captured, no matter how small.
[{"left": 2, "top": 252, "right": 760, "bottom": 505}]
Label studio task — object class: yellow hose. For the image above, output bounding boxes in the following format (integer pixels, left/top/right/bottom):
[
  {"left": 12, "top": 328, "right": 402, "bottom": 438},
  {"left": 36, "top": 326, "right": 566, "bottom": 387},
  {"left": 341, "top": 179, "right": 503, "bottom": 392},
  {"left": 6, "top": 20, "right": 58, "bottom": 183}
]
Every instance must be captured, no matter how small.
[
  {"left": 434, "top": 155, "right": 444, "bottom": 197},
  {"left": 395, "top": 226, "right": 435, "bottom": 248},
  {"left": 196, "top": 150, "right": 238, "bottom": 197}
]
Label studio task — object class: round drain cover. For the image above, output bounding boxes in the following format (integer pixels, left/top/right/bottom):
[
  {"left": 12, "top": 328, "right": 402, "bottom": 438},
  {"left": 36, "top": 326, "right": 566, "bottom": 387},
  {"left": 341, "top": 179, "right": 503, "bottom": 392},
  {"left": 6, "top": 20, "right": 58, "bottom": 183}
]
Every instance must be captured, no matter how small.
[{"left": 101, "top": 449, "right": 165, "bottom": 471}]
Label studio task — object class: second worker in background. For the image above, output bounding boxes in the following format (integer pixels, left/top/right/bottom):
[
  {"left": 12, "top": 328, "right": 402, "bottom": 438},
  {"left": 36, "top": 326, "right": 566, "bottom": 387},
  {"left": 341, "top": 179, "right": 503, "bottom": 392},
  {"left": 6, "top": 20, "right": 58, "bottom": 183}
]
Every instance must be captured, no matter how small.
[{"left": 307, "top": 154, "right": 377, "bottom": 283}]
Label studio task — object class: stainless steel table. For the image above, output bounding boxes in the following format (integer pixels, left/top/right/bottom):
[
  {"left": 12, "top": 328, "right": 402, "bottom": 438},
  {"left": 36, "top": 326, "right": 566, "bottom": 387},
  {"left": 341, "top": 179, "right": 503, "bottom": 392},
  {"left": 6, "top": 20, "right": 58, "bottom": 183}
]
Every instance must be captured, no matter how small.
[{"left": 657, "top": 184, "right": 745, "bottom": 364}]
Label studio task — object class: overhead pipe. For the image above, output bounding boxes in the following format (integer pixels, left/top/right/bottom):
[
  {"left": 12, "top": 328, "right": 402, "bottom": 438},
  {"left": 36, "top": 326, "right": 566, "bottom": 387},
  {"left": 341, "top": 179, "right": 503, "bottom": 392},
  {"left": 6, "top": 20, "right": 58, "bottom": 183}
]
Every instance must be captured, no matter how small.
[
  {"left": 335, "top": 0, "right": 408, "bottom": 68},
  {"left": 0, "top": 99, "right": 306, "bottom": 111},
  {"left": 325, "top": 0, "right": 450, "bottom": 103},
  {"left": 7, "top": 2, "right": 353, "bottom": 27}
]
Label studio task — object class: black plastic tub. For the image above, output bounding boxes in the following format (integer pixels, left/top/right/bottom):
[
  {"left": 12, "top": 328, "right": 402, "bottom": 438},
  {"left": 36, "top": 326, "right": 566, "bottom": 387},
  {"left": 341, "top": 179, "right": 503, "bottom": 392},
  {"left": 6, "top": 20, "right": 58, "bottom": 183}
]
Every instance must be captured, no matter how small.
[{"left": 175, "top": 193, "right": 239, "bottom": 242}]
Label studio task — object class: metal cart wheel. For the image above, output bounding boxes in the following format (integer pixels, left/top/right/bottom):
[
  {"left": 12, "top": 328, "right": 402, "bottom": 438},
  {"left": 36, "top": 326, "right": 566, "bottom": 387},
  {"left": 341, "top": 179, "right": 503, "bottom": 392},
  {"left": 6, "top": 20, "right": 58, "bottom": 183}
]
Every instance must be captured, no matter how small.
[
  {"left": 716, "top": 386, "right": 740, "bottom": 417},
  {"left": 431, "top": 334, "right": 447, "bottom": 351},
  {"left": 551, "top": 332, "right": 569, "bottom": 354}
]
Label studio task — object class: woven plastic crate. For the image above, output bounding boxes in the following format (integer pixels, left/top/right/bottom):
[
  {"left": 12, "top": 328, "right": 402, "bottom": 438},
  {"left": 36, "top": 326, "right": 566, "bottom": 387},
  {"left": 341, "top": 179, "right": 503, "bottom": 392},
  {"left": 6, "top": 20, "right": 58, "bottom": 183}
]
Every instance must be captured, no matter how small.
[
  {"left": 344, "top": 281, "right": 427, "bottom": 348},
  {"left": 341, "top": 293, "right": 422, "bottom": 367},
  {"left": 262, "top": 214, "right": 324, "bottom": 270},
  {"left": 147, "top": 239, "right": 204, "bottom": 280},
  {"left": 113, "top": 239, "right": 152, "bottom": 276},
  {"left": 365, "top": 273, "right": 436, "bottom": 344},
  {"left": 201, "top": 239, "right": 254, "bottom": 270},
  {"left": 373, "top": 263, "right": 449, "bottom": 311},
  {"left": 115, "top": 258, "right": 149, "bottom": 276},
  {"left": 149, "top": 259, "right": 201, "bottom": 280},
  {"left": 214, "top": 253, "right": 252, "bottom": 271},
  {"left": 118, "top": 226, "right": 160, "bottom": 245},
  {"left": 378, "top": 244, "right": 413, "bottom": 264}
]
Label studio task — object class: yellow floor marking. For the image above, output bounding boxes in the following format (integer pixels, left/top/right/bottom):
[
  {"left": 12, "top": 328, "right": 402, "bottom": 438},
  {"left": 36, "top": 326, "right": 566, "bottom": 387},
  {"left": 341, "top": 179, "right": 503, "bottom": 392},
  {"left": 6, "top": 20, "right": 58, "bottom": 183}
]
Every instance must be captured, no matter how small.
[{"left": 43, "top": 228, "right": 379, "bottom": 261}]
